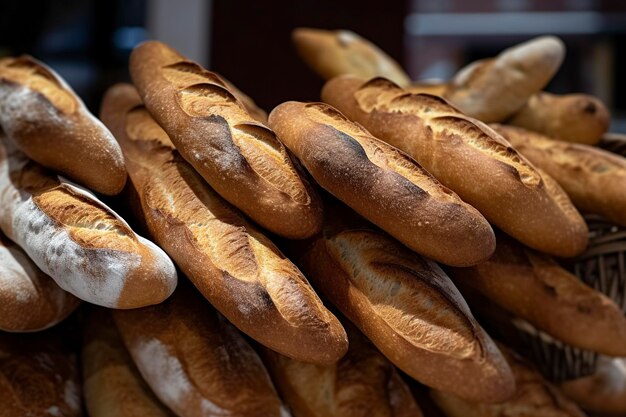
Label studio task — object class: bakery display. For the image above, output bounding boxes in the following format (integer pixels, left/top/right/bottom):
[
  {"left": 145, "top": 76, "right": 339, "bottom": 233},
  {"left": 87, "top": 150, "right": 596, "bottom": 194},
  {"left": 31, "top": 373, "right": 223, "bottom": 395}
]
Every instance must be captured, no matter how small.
[
  {"left": 129, "top": 40, "right": 323, "bottom": 239},
  {"left": 322, "top": 75, "right": 588, "bottom": 257},
  {"left": 268, "top": 100, "right": 495, "bottom": 267},
  {"left": 0, "top": 56, "right": 127, "bottom": 195}
]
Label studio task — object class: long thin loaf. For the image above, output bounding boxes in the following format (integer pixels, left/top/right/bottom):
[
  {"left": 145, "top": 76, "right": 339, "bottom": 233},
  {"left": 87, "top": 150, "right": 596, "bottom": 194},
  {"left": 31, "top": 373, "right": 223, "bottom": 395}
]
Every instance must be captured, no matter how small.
[
  {"left": 0, "top": 135, "right": 177, "bottom": 308},
  {"left": 130, "top": 41, "right": 323, "bottom": 239},
  {"left": 322, "top": 76, "right": 588, "bottom": 257},
  {"left": 101, "top": 83, "right": 347, "bottom": 364},
  {"left": 268, "top": 100, "right": 495, "bottom": 267}
]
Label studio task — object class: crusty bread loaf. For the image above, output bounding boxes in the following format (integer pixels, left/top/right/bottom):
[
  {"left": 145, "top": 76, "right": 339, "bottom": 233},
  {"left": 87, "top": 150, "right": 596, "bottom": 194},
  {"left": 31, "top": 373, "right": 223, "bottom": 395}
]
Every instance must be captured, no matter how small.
[
  {"left": 292, "top": 27, "right": 411, "bottom": 87},
  {"left": 0, "top": 55, "right": 126, "bottom": 195},
  {"left": 431, "top": 346, "right": 586, "bottom": 417},
  {"left": 0, "top": 331, "right": 82, "bottom": 417},
  {"left": 291, "top": 204, "right": 514, "bottom": 403},
  {"left": 101, "top": 83, "right": 347, "bottom": 364},
  {"left": 560, "top": 356, "right": 626, "bottom": 414},
  {"left": 444, "top": 36, "right": 565, "bottom": 122},
  {"left": 492, "top": 124, "right": 626, "bottom": 227},
  {"left": 507, "top": 92, "right": 610, "bottom": 145},
  {"left": 268, "top": 100, "right": 495, "bottom": 266},
  {"left": 405, "top": 81, "right": 448, "bottom": 96},
  {"left": 0, "top": 135, "right": 177, "bottom": 308},
  {"left": 83, "top": 308, "right": 175, "bottom": 417},
  {"left": 130, "top": 41, "right": 322, "bottom": 239},
  {"left": 0, "top": 232, "right": 80, "bottom": 332},
  {"left": 220, "top": 75, "right": 268, "bottom": 123},
  {"left": 322, "top": 76, "right": 588, "bottom": 257},
  {"left": 448, "top": 232, "right": 626, "bottom": 356},
  {"left": 113, "top": 283, "right": 291, "bottom": 417},
  {"left": 262, "top": 321, "right": 424, "bottom": 417}
]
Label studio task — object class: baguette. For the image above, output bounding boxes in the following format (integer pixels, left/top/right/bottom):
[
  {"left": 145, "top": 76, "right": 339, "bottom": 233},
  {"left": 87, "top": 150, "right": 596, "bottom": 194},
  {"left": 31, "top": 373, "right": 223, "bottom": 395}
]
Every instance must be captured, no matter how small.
[
  {"left": 0, "top": 331, "right": 82, "bottom": 417},
  {"left": 507, "top": 92, "right": 610, "bottom": 145},
  {"left": 220, "top": 75, "right": 268, "bottom": 123},
  {"left": 113, "top": 283, "right": 291, "bottom": 417},
  {"left": 130, "top": 40, "right": 322, "bottom": 239},
  {"left": 444, "top": 36, "right": 565, "bottom": 122},
  {"left": 262, "top": 322, "right": 424, "bottom": 417},
  {"left": 268, "top": 100, "right": 495, "bottom": 266},
  {"left": 322, "top": 76, "right": 588, "bottom": 257},
  {"left": 0, "top": 232, "right": 80, "bottom": 332},
  {"left": 291, "top": 204, "right": 514, "bottom": 403},
  {"left": 448, "top": 232, "right": 626, "bottom": 356},
  {"left": 83, "top": 308, "right": 175, "bottom": 417},
  {"left": 0, "top": 135, "right": 177, "bottom": 308},
  {"left": 492, "top": 124, "right": 626, "bottom": 227},
  {"left": 292, "top": 27, "right": 411, "bottom": 87},
  {"left": 405, "top": 81, "right": 447, "bottom": 96},
  {"left": 431, "top": 346, "right": 586, "bottom": 417},
  {"left": 0, "top": 55, "right": 126, "bottom": 195},
  {"left": 101, "top": 83, "right": 347, "bottom": 364},
  {"left": 560, "top": 356, "right": 626, "bottom": 414}
]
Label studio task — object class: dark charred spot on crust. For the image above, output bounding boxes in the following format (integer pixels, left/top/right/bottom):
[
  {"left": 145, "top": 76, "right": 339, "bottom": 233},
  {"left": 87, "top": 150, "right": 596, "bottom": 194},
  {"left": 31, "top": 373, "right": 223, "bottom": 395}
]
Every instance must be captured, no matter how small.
[{"left": 583, "top": 101, "right": 597, "bottom": 114}]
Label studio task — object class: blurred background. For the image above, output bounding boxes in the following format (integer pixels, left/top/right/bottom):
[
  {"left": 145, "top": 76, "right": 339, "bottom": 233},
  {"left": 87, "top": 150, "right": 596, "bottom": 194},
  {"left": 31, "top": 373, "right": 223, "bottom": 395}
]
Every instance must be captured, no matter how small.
[{"left": 2, "top": 0, "right": 626, "bottom": 129}]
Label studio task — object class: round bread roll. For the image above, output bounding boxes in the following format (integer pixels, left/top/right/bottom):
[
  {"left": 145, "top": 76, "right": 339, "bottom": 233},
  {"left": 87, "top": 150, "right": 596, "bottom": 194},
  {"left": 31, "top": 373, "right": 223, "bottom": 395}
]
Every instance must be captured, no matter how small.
[
  {"left": 0, "top": 231, "right": 80, "bottom": 332},
  {"left": 292, "top": 27, "right": 411, "bottom": 86},
  {"left": 0, "top": 55, "right": 126, "bottom": 195},
  {"left": 322, "top": 75, "right": 588, "bottom": 258}
]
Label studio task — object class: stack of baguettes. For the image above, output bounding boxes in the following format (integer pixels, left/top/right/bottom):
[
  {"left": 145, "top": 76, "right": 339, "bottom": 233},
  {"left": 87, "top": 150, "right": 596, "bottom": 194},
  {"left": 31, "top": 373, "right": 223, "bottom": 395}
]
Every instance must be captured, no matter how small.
[{"left": 0, "top": 30, "right": 624, "bottom": 417}]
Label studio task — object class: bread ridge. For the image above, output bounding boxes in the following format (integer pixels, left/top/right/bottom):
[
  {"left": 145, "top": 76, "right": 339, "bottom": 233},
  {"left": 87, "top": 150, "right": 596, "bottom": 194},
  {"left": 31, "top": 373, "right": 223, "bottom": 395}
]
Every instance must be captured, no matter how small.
[
  {"left": 493, "top": 123, "right": 626, "bottom": 227},
  {"left": 292, "top": 27, "right": 411, "bottom": 87},
  {"left": 294, "top": 208, "right": 515, "bottom": 403},
  {"left": 0, "top": 136, "right": 177, "bottom": 308},
  {"left": 0, "top": 55, "right": 127, "bottom": 195},
  {"left": 262, "top": 322, "right": 424, "bottom": 417},
  {"left": 113, "top": 284, "right": 291, "bottom": 417},
  {"left": 0, "top": 232, "right": 80, "bottom": 332},
  {"left": 129, "top": 40, "right": 322, "bottom": 239},
  {"left": 101, "top": 83, "right": 347, "bottom": 364},
  {"left": 82, "top": 308, "right": 175, "bottom": 417},
  {"left": 321, "top": 75, "right": 588, "bottom": 257},
  {"left": 268, "top": 100, "right": 496, "bottom": 267}
]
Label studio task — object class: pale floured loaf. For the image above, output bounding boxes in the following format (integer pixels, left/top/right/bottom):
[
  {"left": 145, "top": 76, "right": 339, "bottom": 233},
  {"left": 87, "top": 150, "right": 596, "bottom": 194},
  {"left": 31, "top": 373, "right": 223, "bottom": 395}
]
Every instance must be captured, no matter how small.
[
  {"left": 292, "top": 204, "right": 515, "bottom": 403},
  {"left": 130, "top": 41, "right": 323, "bottom": 239},
  {"left": 0, "top": 55, "right": 127, "bottom": 195},
  {"left": 101, "top": 83, "right": 347, "bottom": 364},
  {"left": 113, "top": 284, "right": 291, "bottom": 417},
  {"left": 0, "top": 136, "right": 177, "bottom": 308},
  {"left": 0, "top": 232, "right": 80, "bottom": 332},
  {"left": 292, "top": 27, "right": 411, "bottom": 86},
  {"left": 268, "top": 100, "right": 495, "bottom": 267},
  {"left": 444, "top": 36, "right": 565, "bottom": 122},
  {"left": 322, "top": 76, "right": 588, "bottom": 257}
]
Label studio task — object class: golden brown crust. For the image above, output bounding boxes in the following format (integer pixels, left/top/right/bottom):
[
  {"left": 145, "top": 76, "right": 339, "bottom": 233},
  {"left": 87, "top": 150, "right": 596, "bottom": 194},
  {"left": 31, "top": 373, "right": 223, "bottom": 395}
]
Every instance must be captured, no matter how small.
[
  {"left": 0, "top": 331, "right": 82, "bottom": 417},
  {"left": 82, "top": 308, "right": 175, "bottom": 417},
  {"left": 292, "top": 27, "right": 411, "bottom": 87},
  {"left": 431, "top": 347, "right": 586, "bottom": 417},
  {"left": 268, "top": 100, "right": 495, "bottom": 267},
  {"left": 321, "top": 76, "right": 588, "bottom": 257},
  {"left": 449, "top": 233, "right": 626, "bottom": 356},
  {"left": 444, "top": 36, "right": 565, "bottom": 122},
  {"left": 405, "top": 82, "right": 448, "bottom": 96},
  {"left": 493, "top": 124, "right": 626, "bottom": 227},
  {"left": 560, "top": 357, "right": 626, "bottom": 414},
  {"left": 508, "top": 92, "right": 610, "bottom": 145},
  {"left": 292, "top": 206, "right": 515, "bottom": 403},
  {"left": 101, "top": 83, "right": 347, "bottom": 364},
  {"left": 0, "top": 232, "right": 80, "bottom": 332},
  {"left": 113, "top": 284, "right": 290, "bottom": 417},
  {"left": 0, "top": 55, "right": 126, "bottom": 195},
  {"left": 129, "top": 41, "right": 322, "bottom": 239},
  {"left": 262, "top": 323, "right": 424, "bottom": 417}
]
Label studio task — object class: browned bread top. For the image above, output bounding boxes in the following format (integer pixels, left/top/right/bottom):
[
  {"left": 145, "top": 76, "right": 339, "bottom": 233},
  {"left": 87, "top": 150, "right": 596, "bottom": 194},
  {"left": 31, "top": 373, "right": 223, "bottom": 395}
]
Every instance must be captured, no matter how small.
[
  {"left": 292, "top": 27, "right": 411, "bottom": 86},
  {"left": 268, "top": 100, "right": 495, "bottom": 266},
  {"left": 130, "top": 41, "right": 322, "bottom": 239},
  {"left": 0, "top": 56, "right": 127, "bottom": 195},
  {"left": 321, "top": 75, "right": 588, "bottom": 257}
]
